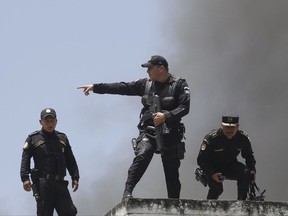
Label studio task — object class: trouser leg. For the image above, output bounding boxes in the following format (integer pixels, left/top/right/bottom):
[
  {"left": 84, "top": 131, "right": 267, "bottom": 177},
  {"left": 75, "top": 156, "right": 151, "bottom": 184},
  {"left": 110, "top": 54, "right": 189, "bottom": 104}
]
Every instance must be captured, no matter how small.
[
  {"left": 123, "top": 137, "right": 155, "bottom": 197},
  {"left": 206, "top": 179, "right": 223, "bottom": 200},
  {"left": 162, "top": 157, "right": 181, "bottom": 198},
  {"left": 224, "top": 162, "right": 250, "bottom": 200},
  {"left": 55, "top": 181, "right": 77, "bottom": 216},
  {"left": 37, "top": 178, "right": 54, "bottom": 216}
]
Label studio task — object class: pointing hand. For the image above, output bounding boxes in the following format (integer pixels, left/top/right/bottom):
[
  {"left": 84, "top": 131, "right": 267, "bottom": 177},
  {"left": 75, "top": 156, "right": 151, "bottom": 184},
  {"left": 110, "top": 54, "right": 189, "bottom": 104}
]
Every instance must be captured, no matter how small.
[{"left": 77, "top": 85, "right": 93, "bottom": 96}]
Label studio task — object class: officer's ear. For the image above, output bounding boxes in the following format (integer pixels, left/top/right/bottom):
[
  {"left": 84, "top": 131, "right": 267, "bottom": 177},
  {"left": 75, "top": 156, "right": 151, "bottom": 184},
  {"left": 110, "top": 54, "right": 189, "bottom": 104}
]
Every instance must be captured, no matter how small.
[{"left": 158, "top": 65, "right": 165, "bottom": 72}]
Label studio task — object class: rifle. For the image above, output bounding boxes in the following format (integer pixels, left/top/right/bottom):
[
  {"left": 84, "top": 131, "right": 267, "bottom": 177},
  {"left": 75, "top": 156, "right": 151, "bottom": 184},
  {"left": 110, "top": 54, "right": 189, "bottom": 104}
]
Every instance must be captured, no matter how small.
[
  {"left": 146, "top": 92, "right": 169, "bottom": 154},
  {"left": 248, "top": 182, "right": 266, "bottom": 201},
  {"left": 30, "top": 169, "right": 40, "bottom": 201},
  {"left": 195, "top": 167, "right": 208, "bottom": 187}
]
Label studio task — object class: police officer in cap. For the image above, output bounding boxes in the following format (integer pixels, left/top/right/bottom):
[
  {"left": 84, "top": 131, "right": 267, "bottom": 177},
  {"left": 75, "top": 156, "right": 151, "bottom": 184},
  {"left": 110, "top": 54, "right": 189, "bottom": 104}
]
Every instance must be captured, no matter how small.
[
  {"left": 197, "top": 113, "right": 256, "bottom": 200},
  {"left": 20, "top": 108, "right": 79, "bottom": 216},
  {"left": 78, "top": 55, "right": 190, "bottom": 199}
]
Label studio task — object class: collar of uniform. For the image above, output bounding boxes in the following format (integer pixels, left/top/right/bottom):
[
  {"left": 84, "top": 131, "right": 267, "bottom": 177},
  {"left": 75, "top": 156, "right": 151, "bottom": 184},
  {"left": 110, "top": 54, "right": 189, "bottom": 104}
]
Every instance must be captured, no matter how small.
[
  {"left": 41, "top": 129, "right": 56, "bottom": 136},
  {"left": 220, "top": 128, "right": 239, "bottom": 139},
  {"left": 154, "top": 74, "right": 172, "bottom": 85},
  {"left": 165, "top": 74, "right": 173, "bottom": 83}
]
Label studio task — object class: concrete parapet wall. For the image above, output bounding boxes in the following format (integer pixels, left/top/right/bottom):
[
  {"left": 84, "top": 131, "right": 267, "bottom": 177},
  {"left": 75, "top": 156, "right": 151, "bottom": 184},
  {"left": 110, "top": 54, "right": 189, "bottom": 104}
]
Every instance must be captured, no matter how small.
[{"left": 105, "top": 198, "right": 288, "bottom": 216}]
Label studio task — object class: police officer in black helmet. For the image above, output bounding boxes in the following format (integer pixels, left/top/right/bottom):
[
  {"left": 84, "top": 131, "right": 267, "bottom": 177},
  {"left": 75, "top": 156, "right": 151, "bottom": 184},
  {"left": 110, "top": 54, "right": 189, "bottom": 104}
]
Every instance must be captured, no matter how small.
[
  {"left": 197, "top": 113, "right": 256, "bottom": 200},
  {"left": 78, "top": 55, "right": 190, "bottom": 199},
  {"left": 20, "top": 108, "right": 79, "bottom": 216}
]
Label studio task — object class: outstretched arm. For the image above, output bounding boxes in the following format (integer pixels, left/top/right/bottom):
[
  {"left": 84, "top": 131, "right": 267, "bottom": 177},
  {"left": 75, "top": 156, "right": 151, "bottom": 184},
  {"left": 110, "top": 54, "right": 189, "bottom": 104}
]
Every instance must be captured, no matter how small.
[{"left": 77, "top": 79, "right": 146, "bottom": 96}]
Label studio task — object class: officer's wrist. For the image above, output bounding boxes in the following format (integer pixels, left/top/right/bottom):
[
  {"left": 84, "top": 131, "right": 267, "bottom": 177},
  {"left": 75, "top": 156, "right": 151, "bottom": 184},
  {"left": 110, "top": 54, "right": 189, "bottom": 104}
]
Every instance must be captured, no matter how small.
[
  {"left": 163, "top": 110, "right": 171, "bottom": 119},
  {"left": 21, "top": 176, "right": 30, "bottom": 183},
  {"left": 72, "top": 177, "right": 79, "bottom": 182}
]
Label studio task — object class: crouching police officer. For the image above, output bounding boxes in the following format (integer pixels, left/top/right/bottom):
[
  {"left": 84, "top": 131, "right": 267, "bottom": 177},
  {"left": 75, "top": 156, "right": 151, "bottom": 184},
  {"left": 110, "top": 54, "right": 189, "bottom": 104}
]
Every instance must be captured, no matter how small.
[
  {"left": 20, "top": 108, "right": 80, "bottom": 216},
  {"left": 197, "top": 113, "right": 256, "bottom": 200}
]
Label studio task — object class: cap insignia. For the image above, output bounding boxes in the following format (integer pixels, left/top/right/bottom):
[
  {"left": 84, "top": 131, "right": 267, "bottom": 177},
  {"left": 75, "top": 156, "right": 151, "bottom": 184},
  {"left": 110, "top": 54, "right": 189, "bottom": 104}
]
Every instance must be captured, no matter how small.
[
  {"left": 227, "top": 117, "right": 233, "bottom": 123},
  {"left": 46, "top": 109, "right": 51, "bottom": 113}
]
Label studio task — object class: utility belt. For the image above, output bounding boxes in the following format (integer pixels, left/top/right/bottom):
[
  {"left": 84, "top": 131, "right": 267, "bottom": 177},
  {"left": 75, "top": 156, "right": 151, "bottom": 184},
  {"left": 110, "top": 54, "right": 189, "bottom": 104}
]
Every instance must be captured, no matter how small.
[
  {"left": 139, "top": 121, "right": 185, "bottom": 135},
  {"left": 133, "top": 123, "right": 186, "bottom": 159},
  {"left": 40, "top": 173, "right": 65, "bottom": 181}
]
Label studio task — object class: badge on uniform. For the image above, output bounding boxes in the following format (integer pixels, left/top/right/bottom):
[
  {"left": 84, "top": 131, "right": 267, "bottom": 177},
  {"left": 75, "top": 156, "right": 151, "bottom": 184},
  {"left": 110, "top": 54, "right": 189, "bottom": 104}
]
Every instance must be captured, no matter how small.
[
  {"left": 59, "top": 140, "right": 66, "bottom": 146},
  {"left": 34, "top": 140, "right": 44, "bottom": 148},
  {"left": 184, "top": 87, "right": 190, "bottom": 94},
  {"left": 201, "top": 143, "right": 207, "bottom": 151},
  {"left": 59, "top": 140, "right": 66, "bottom": 153}
]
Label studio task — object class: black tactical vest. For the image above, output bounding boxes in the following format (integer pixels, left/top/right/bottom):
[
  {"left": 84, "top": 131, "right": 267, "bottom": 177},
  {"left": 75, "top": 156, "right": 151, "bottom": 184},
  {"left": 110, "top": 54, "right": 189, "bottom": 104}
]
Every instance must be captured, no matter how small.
[
  {"left": 141, "top": 77, "right": 180, "bottom": 111},
  {"left": 29, "top": 131, "right": 67, "bottom": 176}
]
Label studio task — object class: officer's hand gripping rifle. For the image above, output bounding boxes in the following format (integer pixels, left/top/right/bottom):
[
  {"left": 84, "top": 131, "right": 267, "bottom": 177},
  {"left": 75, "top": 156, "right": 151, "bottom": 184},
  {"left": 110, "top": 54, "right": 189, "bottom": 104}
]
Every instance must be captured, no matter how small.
[
  {"left": 30, "top": 169, "right": 40, "bottom": 201},
  {"left": 147, "top": 92, "right": 169, "bottom": 154}
]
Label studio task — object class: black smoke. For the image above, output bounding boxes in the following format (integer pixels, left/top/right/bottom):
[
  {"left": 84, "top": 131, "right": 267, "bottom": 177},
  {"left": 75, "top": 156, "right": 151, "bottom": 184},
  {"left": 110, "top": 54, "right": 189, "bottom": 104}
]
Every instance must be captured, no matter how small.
[
  {"left": 162, "top": 0, "right": 288, "bottom": 201},
  {"left": 76, "top": 1, "right": 288, "bottom": 215}
]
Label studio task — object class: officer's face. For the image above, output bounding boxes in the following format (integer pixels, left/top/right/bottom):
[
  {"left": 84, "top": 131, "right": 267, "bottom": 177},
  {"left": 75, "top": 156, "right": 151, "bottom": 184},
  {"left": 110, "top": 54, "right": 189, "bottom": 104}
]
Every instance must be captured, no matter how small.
[
  {"left": 147, "top": 65, "right": 162, "bottom": 81},
  {"left": 221, "top": 124, "right": 239, "bottom": 139},
  {"left": 40, "top": 116, "right": 57, "bottom": 132}
]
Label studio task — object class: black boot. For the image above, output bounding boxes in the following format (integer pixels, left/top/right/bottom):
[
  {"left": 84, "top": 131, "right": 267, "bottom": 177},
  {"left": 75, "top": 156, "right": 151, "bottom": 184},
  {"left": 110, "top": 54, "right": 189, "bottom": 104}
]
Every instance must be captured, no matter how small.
[{"left": 122, "top": 190, "right": 133, "bottom": 200}]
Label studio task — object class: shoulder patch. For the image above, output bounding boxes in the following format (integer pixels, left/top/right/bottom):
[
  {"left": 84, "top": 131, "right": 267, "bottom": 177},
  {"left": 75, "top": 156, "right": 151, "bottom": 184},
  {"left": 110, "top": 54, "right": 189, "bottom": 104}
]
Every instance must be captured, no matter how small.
[
  {"left": 209, "top": 130, "right": 220, "bottom": 139},
  {"left": 55, "top": 131, "right": 67, "bottom": 139},
  {"left": 23, "top": 142, "right": 29, "bottom": 150},
  {"left": 28, "top": 130, "right": 40, "bottom": 137},
  {"left": 55, "top": 130, "right": 65, "bottom": 135},
  {"left": 184, "top": 86, "right": 190, "bottom": 94},
  {"left": 201, "top": 143, "right": 207, "bottom": 151},
  {"left": 240, "top": 130, "right": 249, "bottom": 137}
]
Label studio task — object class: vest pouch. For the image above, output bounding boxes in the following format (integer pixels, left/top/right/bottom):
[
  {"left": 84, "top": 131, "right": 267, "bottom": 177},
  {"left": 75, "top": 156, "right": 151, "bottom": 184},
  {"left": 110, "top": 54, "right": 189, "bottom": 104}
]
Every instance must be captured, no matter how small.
[
  {"left": 161, "top": 97, "right": 175, "bottom": 109},
  {"left": 141, "top": 95, "right": 149, "bottom": 108},
  {"left": 145, "top": 126, "right": 156, "bottom": 138}
]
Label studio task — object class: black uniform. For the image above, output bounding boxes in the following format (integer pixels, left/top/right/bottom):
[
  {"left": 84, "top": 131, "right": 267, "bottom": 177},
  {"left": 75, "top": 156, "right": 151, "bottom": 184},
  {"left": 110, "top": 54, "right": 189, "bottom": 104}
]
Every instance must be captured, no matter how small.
[
  {"left": 93, "top": 74, "right": 190, "bottom": 198},
  {"left": 197, "top": 128, "right": 256, "bottom": 200},
  {"left": 20, "top": 129, "right": 79, "bottom": 216}
]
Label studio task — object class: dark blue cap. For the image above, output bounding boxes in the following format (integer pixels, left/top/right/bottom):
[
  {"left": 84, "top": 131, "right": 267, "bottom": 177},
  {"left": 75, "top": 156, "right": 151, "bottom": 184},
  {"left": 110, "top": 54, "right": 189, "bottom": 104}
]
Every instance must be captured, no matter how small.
[
  {"left": 41, "top": 108, "right": 57, "bottom": 120},
  {"left": 141, "top": 55, "right": 168, "bottom": 68}
]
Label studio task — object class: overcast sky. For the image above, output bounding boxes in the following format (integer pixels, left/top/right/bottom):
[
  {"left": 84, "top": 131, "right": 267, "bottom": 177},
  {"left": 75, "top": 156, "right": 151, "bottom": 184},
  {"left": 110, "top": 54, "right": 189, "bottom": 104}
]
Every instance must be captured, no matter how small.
[{"left": 1, "top": 1, "right": 288, "bottom": 216}]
